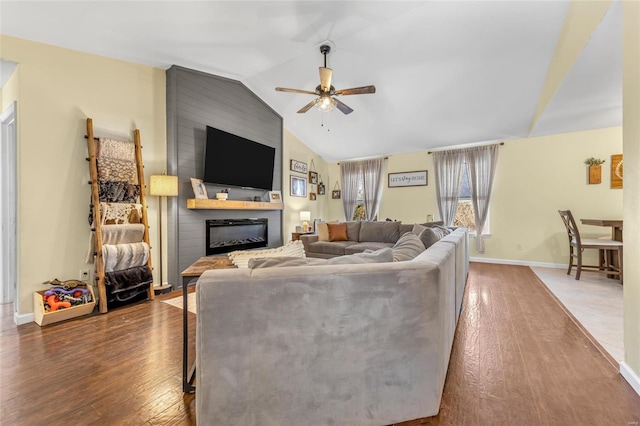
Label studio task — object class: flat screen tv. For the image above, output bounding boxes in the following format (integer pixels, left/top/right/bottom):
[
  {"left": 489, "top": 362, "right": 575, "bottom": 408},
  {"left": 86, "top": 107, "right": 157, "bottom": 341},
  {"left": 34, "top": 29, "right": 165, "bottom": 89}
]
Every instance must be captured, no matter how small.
[{"left": 203, "top": 126, "right": 276, "bottom": 191}]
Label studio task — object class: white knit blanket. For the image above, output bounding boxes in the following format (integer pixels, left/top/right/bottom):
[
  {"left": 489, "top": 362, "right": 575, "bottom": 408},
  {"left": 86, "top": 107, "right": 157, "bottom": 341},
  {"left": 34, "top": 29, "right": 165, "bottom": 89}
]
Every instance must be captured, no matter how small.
[
  {"left": 228, "top": 240, "right": 305, "bottom": 268},
  {"left": 102, "top": 242, "right": 150, "bottom": 272},
  {"left": 86, "top": 224, "right": 146, "bottom": 263}
]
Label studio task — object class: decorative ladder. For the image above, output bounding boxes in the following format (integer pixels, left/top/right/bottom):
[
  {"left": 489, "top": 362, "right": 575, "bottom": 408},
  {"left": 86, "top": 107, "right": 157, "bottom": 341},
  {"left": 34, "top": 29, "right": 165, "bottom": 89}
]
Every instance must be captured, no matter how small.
[{"left": 86, "top": 118, "right": 154, "bottom": 313}]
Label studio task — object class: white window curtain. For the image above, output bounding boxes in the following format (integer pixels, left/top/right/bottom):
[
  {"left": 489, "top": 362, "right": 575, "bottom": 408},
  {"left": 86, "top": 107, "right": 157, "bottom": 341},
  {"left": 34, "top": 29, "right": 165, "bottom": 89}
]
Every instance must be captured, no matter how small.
[
  {"left": 340, "top": 161, "right": 361, "bottom": 221},
  {"left": 361, "top": 158, "right": 385, "bottom": 221},
  {"left": 465, "top": 144, "right": 499, "bottom": 253},
  {"left": 433, "top": 149, "right": 465, "bottom": 226}
]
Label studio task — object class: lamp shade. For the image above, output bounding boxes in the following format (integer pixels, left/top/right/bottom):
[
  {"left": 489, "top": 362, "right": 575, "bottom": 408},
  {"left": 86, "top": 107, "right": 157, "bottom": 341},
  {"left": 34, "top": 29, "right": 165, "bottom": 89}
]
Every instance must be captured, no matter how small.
[
  {"left": 150, "top": 175, "right": 179, "bottom": 196},
  {"left": 299, "top": 211, "right": 311, "bottom": 222}
]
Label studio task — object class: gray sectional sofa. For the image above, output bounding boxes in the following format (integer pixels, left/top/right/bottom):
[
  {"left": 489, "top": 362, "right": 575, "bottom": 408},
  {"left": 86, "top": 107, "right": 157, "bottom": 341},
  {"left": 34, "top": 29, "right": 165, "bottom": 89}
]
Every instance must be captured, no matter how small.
[
  {"left": 301, "top": 220, "right": 444, "bottom": 258},
  {"left": 195, "top": 227, "right": 468, "bottom": 425}
]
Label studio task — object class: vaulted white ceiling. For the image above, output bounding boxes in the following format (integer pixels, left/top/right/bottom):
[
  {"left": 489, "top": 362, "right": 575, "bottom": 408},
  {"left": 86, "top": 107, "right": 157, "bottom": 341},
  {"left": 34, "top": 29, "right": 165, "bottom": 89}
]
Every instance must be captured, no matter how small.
[{"left": 0, "top": 1, "right": 622, "bottom": 162}]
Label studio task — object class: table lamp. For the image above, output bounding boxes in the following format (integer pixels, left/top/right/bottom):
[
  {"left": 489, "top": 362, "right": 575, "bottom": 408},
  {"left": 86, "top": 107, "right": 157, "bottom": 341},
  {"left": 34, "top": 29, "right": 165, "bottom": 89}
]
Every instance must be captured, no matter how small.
[
  {"left": 300, "top": 211, "right": 311, "bottom": 232},
  {"left": 150, "top": 174, "right": 179, "bottom": 291}
]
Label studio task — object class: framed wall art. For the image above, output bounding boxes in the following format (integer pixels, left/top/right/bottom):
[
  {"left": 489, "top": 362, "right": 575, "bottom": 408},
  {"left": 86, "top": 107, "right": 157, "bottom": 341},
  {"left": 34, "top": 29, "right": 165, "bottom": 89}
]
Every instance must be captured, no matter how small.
[
  {"left": 290, "top": 159, "right": 307, "bottom": 174},
  {"left": 388, "top": 170, "right": 428, "bottom": 188},
  {"left": 290, "top": 175, "right": 307, "bottom": 197},
  {"left": 309, "top": 171, "right": 318, "bottom": 184},
  {"left": 611, "top": 154, "right": 623, "bottom": 189}
]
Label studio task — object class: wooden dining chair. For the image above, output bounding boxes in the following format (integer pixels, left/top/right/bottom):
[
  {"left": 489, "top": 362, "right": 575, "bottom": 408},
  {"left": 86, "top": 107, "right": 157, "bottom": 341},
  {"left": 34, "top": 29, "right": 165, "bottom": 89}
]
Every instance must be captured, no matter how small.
[{"left": 558, "top": 210, "right": 623, "bottom": 284}]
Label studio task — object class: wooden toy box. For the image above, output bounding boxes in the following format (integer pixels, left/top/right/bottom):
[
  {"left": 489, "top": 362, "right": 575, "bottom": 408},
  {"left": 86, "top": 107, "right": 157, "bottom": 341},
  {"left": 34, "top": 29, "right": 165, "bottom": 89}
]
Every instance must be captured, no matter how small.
[{"left": 33, "top": 286, "right": 96, "bottom": 326}]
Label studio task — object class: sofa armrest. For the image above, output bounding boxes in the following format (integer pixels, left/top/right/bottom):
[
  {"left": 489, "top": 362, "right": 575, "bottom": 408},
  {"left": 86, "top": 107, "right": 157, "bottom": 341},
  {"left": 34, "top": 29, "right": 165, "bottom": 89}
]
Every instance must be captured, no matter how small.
[{"left": 300, "top": 234, "right": 318, "bottom": 255}]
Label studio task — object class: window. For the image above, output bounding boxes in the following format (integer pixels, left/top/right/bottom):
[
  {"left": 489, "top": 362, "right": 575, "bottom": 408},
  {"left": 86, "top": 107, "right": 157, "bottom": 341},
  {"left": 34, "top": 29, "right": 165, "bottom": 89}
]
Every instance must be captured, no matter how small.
[
  {"left": 453, "top": 165, "right": 489, "bottom": 233},
  {"left": 352, "top": 174, "right": 377, "bottom": 221}
]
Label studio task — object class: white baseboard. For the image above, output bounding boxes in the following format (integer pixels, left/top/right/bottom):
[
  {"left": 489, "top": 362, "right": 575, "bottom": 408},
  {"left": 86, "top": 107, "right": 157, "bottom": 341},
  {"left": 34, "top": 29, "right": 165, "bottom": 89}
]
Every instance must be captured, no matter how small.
[
  {"left": 620, "top": 362, "right": 640, "bottom": 397},
  {"left": 14, "top": 311, "right": 34, "bottom": 325},
  {"left": 469, "top": 256, "right": 566, "bottom": 270}
]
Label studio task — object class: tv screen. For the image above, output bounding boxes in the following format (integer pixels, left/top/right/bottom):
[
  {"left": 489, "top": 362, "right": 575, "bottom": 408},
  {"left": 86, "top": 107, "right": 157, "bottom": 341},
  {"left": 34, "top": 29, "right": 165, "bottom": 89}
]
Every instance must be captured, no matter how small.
[{"left": 203, "top": 126, "right": 276, "bottom": 191}]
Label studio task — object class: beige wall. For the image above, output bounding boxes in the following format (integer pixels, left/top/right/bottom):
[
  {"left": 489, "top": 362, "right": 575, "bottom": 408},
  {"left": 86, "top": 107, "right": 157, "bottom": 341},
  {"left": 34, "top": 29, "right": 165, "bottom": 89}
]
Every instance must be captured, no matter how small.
[
  {"left": 1, "top": 36, "right": 166, "bottom": 316},
  {"left": 282, "top": 130, "right": 330, "bottom": 238},
  {"left": 623, "top": 0, "right": 640, "bottom": 382},
  {"left": 1, "top": 64, "right": 20, "bottom": 111}
]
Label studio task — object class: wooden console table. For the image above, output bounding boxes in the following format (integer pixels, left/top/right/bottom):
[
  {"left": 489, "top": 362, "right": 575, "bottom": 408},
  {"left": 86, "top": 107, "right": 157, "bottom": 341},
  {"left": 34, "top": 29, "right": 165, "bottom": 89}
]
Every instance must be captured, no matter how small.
[{"left": 181, "top": 256, "right": 235, "bottom": 393}]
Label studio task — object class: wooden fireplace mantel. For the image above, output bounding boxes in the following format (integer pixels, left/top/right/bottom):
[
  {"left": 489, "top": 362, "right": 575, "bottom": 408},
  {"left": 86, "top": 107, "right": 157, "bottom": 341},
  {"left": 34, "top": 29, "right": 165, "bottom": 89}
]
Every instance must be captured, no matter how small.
[{"left": 186, "top": 199, "right": 284, "bottom": 211}]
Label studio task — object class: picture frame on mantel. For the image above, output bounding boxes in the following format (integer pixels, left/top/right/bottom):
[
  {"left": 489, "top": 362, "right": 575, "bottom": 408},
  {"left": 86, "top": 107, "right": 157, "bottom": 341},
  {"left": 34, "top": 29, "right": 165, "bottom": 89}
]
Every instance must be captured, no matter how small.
[
  {"left": 268, "top": 190, "right": 282, "bottom": 202},
  {"left": 190, "top": 177, "right": 208, "bottom": 199}
]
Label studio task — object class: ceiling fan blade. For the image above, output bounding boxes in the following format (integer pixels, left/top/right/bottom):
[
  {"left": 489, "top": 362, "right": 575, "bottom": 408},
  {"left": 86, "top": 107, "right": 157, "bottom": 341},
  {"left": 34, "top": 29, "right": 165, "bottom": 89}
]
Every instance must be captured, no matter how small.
[
  {"left": 334, "top": 85, "right": 376, "bottom": 96},
  {"left": 297, "top": 99, "right": 318, "bottom": 114},
  {"left": 334, "top": 98, "right": 353, "bottom": 115},
  {"left": 319, "top": 67, "right": 332, "bottom": 92},
  {"left": 276, "top": 87, "right": 317, "bottom": 95}
]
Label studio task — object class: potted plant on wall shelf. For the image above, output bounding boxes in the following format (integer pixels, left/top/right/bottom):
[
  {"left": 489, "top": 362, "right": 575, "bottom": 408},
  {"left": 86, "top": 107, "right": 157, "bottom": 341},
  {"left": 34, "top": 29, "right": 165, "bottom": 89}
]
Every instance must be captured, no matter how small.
[{"left": 584, "top": 157, "right": 605, "bottom": 184}]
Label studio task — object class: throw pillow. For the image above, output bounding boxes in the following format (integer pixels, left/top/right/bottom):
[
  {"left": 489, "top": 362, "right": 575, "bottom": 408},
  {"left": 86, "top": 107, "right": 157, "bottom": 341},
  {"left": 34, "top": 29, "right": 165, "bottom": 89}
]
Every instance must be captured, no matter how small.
[
  {"left": 317, "top": 222, "right": 330, "bottom": 241},
  {"left": 411, "top": 223, "right": 427, "bottom": 236},
  {"left": 433, "top": 225, "right": 451, "bottom": 238},
  {"left": 327, "top": 223, "right": 348, "bottom": 241},
  {"left": 326, "top": 247, "right": 394, "bottom": 264},
  {"left": 418, "top": 227, "right": 442, "bottom": 249},
  {"left": 392, "top": 232, "right": 426, "bottom": 262}
]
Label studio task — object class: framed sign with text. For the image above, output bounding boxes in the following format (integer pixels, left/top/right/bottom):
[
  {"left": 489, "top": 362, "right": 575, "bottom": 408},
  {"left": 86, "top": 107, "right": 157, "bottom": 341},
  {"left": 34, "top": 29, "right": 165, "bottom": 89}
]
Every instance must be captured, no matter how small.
[
  {"left": 388, "top": 170, "right": 428, "bottom": 188},
  {"left": 290, "top": 159, "right": 308, "bottom": 174}
]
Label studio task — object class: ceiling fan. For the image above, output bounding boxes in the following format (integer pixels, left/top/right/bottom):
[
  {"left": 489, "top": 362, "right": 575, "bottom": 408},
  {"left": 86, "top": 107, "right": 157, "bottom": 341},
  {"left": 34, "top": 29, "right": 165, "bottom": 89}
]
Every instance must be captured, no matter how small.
[{"left": 275, "top": 44, "right": 376, "bottom": 115}]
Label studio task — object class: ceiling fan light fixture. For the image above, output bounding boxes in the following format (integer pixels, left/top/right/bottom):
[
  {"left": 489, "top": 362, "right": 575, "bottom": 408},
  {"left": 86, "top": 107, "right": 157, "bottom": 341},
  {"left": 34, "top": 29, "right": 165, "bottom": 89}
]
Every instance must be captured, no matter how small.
[{"left": 316, "top": 96, "right": 337, "bottom": 112}]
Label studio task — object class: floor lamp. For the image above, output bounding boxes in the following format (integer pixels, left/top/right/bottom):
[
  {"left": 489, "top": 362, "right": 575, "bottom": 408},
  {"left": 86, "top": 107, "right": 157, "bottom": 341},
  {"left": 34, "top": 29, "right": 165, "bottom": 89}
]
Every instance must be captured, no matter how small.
[{"left": 150, "top": 174, "right": 179, "bottom": 292}]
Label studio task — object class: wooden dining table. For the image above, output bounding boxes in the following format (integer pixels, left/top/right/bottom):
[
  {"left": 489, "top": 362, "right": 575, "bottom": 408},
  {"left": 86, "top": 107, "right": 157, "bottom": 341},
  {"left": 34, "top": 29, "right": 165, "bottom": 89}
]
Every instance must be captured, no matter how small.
[{"left": 580, "top": 218, "right": 623, "bottom": 241}]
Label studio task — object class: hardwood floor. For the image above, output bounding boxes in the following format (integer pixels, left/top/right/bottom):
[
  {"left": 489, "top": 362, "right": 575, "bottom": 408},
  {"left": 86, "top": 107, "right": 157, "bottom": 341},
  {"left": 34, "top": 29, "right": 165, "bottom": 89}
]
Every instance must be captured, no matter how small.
[{"left": 2, "top": 263, "right": 639, "bottom": 425}]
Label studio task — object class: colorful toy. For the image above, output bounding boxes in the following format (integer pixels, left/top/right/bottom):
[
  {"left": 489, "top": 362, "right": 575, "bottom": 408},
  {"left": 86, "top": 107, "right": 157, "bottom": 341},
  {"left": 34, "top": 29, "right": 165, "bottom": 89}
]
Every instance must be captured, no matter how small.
[{"left": 46, "top": 295, "right": 71, "bottom": 311}]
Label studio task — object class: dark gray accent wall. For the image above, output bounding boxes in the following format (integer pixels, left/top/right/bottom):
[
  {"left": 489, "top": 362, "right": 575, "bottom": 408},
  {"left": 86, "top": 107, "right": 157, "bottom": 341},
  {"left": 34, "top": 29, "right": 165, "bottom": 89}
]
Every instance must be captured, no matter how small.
[{"left": 166, "top": 65, "right": 283, "bottom": 287}]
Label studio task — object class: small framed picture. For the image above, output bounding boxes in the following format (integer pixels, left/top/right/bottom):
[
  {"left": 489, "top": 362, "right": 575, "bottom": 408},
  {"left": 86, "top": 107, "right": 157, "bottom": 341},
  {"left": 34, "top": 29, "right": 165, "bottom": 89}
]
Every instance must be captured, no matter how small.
[
  {"left": 290, "top": 175, "right": 307, "bottom": 197},
  {"left": 309, "top": 171, "right": 318, "bottom": 184},
  {"left": 309, "top": 192, "right": 317, "bottom": 201},
  {"left": 190, "top": 178, "right": 208, "bottom": 199},
  {"left": 317, "top": 182, "right": 325, "bottom": 195},
  {"left": 268, "top": 190, "right": 282, "bottom": 202},
  {"left": 332, "top": 190, "right": 341, "bottom": 199}
]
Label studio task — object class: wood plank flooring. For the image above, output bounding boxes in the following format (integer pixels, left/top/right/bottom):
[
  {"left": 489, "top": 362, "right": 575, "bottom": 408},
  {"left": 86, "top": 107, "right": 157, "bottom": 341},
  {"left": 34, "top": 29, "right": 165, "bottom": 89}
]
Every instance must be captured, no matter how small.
[{"left": 2, "top": 263, "right": 639, "bottom": 425}]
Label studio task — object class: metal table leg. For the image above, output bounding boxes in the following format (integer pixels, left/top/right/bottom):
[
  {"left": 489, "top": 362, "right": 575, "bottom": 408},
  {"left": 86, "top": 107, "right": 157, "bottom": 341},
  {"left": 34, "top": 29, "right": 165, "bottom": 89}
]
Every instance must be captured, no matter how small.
[{"left": 183, "top": 276, "right": 196, "bottom": 393}]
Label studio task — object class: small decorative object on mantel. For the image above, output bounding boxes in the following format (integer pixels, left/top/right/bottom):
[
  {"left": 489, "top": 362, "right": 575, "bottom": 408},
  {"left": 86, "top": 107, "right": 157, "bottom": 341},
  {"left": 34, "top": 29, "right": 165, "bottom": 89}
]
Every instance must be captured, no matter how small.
[
  {"left": 190, "top": 178, "right": 208, "bottom": 199},
  {"left": 216, "top": 188, "right": 230, "bottom": 200},
  {"left": 290, "top": 159, "right": 307, "bottom": 174},
  {"left": 584, "top": 157, "right": 605, "bottom": 185},
  {"left": 332, "top": 181, "right": 341, "bottom": 199}
]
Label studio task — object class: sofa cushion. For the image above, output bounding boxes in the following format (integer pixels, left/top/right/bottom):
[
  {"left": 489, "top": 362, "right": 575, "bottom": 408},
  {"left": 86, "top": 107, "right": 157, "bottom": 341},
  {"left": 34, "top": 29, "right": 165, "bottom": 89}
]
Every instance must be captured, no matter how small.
[
  {"left": 249, "top": 248, "right": 393, "bottom": 268},
  {"left": 392, "top": 232, "right": 426, "bottom": 262},
  {"left": 248, "top": 256, "right": 327, "bottom": 269},
  {"left": 398, "top": 223, "right": 414, "bottom": 235},
  {"left": 344, "top": 242, "right": 394, "bottom": 255},
  {"left": 327, "top": 223, "right": 349, "bottom": 241},
  {"left": 420, "top": 220, "right": 445, "bottom": 227},
  {"left": 307, "top": 241, "right": 357, "bottom": 256},
  {"left": 326, "top": 247, "right": 393, "bottom": 264},
  {"left": 359, "top": 221, "right": 401, "bottom": 243},
  {"left": 433, "top": 225, "right": 452, "bottom": 237},
  {"left": 345, "top": 221, "right": 361, "bottom": 241},
  {"left": 418, "top": 227, "right": 443, "bottom": 249}
]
